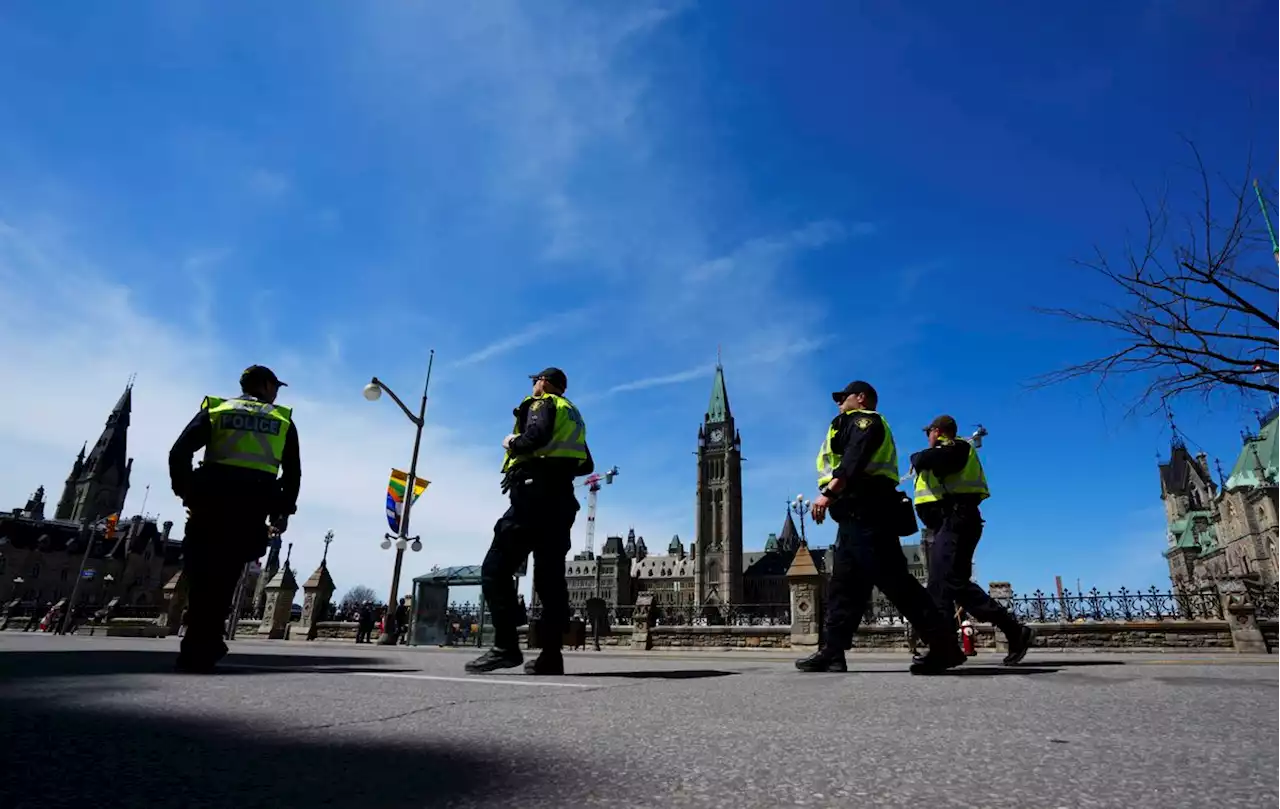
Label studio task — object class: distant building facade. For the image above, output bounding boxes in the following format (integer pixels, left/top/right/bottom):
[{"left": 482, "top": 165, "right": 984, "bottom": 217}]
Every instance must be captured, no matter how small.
[
  {"left": 0, "top": 385, "right": 182, "bottom": 609},
  {"left": 1161, "top": 407, "right": 1279, "bottom": 591}
]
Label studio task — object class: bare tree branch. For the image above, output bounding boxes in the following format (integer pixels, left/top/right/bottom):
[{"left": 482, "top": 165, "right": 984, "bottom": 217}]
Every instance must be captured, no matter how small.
[{"left": 1028, "top": 140, "right": 1279, "bottom": 414}]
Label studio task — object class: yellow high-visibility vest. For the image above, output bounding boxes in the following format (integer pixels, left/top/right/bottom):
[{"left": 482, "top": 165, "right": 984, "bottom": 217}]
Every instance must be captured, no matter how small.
[
  {"left": 815, "top": 409, "right": 899, "bottom": 487},
  {"left": 913, "top": 439, "right": 990, "bottom": 505},
  {"left": 202, "top": 396, "right": 292, "bottom": 475},
  {"left": 502, "top": 394, "right": 588, "bottom": 472}
]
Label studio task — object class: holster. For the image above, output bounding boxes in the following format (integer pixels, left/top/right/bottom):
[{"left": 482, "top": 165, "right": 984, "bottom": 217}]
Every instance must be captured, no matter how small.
[{"left": 894, "top": 491, "right": 920, "bottom": 537}]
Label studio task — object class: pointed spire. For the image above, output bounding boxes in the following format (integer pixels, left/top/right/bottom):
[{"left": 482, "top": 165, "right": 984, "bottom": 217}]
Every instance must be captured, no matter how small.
[
  {"left": 706, "top": 357, "right": 731, "bottom": 423},
  {"left": 779, "top": 511, "right": 802, "bottom": 550}
]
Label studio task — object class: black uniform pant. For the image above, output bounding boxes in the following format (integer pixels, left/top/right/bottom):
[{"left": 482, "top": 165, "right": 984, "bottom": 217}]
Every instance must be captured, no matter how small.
[
  {"left": 180, "top": 509, "right": 269, "bottom": 663},
  {"left": 824, "top": 506, "right": 953, "bottom": 651},
  {"left": 927, "top": 514, "right": 1020, "bottom": 636},
  {"left": 480, "top": 479, "right": 578, "bottom": 652}
]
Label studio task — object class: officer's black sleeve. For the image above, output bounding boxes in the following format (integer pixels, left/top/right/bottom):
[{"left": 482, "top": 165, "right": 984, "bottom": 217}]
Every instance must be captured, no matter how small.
[
  {"left": 910, "top": 442, "right": 970, "bottom": 478},
  {"left": 169, "top": 410, "right": 212, "bottom": 501},
  {"left": 830, "top": 414, "right": 886, "bottom": 482},
  {"left": 506, "top": 399, "right": 556, "bottom": 454},
  {"left": 577, "top": 443, "right": 596, "bottom": 477},
  {"left": 276, "top": 421, "right": 302, "bottom": 516}
]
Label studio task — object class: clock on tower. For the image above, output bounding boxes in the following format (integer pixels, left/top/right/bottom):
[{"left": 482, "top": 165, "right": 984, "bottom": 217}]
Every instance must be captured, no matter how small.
[{"left": 709, "top": 427, "right": 724, "bottom": 444}]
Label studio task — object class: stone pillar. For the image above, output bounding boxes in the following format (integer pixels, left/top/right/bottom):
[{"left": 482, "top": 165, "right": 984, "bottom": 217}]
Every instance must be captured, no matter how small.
[
  {"left": 298, "top": 562, "right": 336, "bottom": 641},
  {"left": 158, "top": 570, "right": 188, "bottom": 637},
  {"left": 786, "top": 543, "right": 822, "bottom": 647},
  {"left": 258, "top": 566, "right": 299, "bottom": 640},
  {"left": 988, "top": 582, "right": 1013, "bottom": 652},
  {"left": 1218, "top": 578, "right": 1270, "bottom": 654},
  {"left": 0, "top": 598, "right": 19, "bottom": 631},
  {"left": 630, "top": 593, "right": 655, "bottom": 651}
]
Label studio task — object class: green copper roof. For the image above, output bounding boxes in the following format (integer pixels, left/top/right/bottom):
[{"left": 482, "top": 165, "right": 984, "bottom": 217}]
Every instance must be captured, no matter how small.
[
  {"left": 1165, "top": 512, "right": 1219, "bottom": 556},
  {"left": 707, "top": 364, "right": 731, "bottom": 422},
  {"left": 1224, "top": 409, "right": 1278, "bottom": 491}
]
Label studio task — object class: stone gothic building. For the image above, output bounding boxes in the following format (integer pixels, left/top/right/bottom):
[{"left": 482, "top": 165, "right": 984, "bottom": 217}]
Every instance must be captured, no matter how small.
[
  {"left": 553, "top": 361, "right": 926, "bottom": 619},
  {"left": 0, "top": 385, "right": 182, "bottom": 608},
  {"left": 1161, "top": 406, "right": 1279, "bottom": 591}
]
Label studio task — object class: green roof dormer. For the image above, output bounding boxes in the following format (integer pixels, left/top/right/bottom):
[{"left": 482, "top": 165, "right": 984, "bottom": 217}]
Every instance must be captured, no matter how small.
[{"left": 1224, "top": 408, "right": 1278, "bottom": 491}]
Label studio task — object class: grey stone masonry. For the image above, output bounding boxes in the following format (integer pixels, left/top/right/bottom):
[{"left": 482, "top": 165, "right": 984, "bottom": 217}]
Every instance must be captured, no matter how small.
[
  {"left": 259, "top": 565, "right": 298, "bottom": 640},
  {"left": 786, "top": 543, "right": 822, "bottom": 647},
  {"left": 1218, "top": 576, "right": 1271, "bottom": 654},
  {"left": 159, "top": 569, "right": 187, "bottom": 636},
  {"left": 630, "top": 593, "right": 655, "bottom": 651},
  {"left": 298, "top": 562, "right": 336, "bottom": 641}
]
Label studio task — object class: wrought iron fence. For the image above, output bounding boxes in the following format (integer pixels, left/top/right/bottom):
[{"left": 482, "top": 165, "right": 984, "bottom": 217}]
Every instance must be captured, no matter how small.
[
  {"left": 452, "top": 585, "right": 1280, "bottom": 631},
  {"left": 1256, "top": 587, "right": 1278, "bottom": 620}
]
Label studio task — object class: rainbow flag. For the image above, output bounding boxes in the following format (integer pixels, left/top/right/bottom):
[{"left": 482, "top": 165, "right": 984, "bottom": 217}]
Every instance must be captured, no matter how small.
[{"left": 386, "top": 468, "right": 429, "bottom": 534}]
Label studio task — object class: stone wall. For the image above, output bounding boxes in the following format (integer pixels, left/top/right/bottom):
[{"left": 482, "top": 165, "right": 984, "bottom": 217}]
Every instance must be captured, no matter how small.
[{"left": 646, "top": 626, "right": 790, "bottom": 649}]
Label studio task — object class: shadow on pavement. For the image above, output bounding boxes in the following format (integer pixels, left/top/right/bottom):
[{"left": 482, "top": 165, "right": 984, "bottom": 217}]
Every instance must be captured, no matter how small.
[
  {"left": 0, "top": 649, "right": 405, "bottom": 680},
  {"left": 940, "top": 665, "right": 1060, "bottom": 676},
  {"left": 0, "top": 651, "right": 550, "bottom": 809},
  {"left": 572, "top": 669, "right": 739, "bottom": 680},
  {"left": 1029, "top": 659, "right": 1126, "bottom": 667}
]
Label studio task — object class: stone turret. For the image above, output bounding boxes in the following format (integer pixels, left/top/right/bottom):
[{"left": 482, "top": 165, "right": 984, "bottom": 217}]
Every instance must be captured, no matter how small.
[{"left": 298, "top": 561, "right": 336, "bottom": 641}]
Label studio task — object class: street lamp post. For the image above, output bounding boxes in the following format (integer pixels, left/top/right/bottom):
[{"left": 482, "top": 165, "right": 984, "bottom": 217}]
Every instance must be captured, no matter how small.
[
  {"left": 789, "top": 494, "right": 810, "bottom": 547},
  {"left": 364, "top": 349, "right": 435, "bottom": 646}
]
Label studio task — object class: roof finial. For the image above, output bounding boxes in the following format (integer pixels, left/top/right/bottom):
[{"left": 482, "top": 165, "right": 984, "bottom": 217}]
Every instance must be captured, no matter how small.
[
  {"left": 716, "top": 344, "right": 722, "bottom": 367},
  {"left": 1164, "top": 403, "right": 1184, "bottom": 449}
]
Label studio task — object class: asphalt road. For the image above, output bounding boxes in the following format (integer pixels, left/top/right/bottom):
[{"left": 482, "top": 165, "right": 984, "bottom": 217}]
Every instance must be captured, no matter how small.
[{"left": 1, "top": 633, "right": 1275, "bottom": 809}]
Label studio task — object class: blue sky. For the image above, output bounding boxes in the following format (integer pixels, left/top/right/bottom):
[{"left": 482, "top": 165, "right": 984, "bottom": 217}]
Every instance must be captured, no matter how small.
[{"left": 0, "top": 1, "right": 1275, "bottom": 604}]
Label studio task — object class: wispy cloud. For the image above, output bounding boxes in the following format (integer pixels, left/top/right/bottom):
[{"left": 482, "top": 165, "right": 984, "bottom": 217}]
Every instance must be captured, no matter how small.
[
  {"left": 246, "top": 168, "right": 291, "bottom": 199},
  {"left": 607, "top": 365, "right": 714, "bottom": 395},
  {"left": 600, "top": 338, "right": 829, "bottom": 397},
  {"left": 687, "top": 219, "right": 857, "bottom": 284},
  {"left": 448, "top": 308, "right": 592, "bottom": 368}
]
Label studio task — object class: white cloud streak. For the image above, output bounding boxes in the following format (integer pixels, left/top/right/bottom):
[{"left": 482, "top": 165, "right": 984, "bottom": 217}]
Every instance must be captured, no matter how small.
[
  {"left": 600, "top": 338, "right": 829, "bottom": 397},
  {"left": 448, "top": 308, "right": 593, "bottom": 369},
  {"left": 0, "top": 221, "right": 664, "bottom": 600}
]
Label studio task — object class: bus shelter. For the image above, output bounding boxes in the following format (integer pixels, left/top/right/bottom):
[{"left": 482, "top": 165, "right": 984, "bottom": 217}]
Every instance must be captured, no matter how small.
[{"left": 410, "top": 559, "right": 525, "bottom": 647}]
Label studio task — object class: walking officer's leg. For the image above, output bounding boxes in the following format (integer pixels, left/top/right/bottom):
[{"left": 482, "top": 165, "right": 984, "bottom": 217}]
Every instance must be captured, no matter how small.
[
  {"left": 796, "top": 520, "right": 872, "bottom": 672},
  {"left": 467, "top": 502, "right": 532, "bottom": 673},
  {"left": 870, "top": 520, "right": 965, "bottom": 675},
  {"left": 177, "top": 514, "right": 242, "bottom": 672},
  {"left": 942, "top": 519, "right": 1036, "bottom": 664},
  {"left": 524, "top": 486, "right": 578, "bottom": 675}
]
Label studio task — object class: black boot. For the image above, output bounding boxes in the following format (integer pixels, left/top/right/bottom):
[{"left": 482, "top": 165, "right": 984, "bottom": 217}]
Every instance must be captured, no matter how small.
[
  {"left": 909, "top": 638, "right": 966, "bottom": 675},
  {"left": 465, "top": 647, "right": 523, "bottom": 674},
  {"left": 175, "top": 638, "right": 228, "bottom": 674},
  {"left": 1002, "top": 626, "right": 1035, "bottom": 666},
  {"left": 795, "top": 647, "right": 848, "bottom": 672},
  {"left": 524, "top": 648, "right": 564, "bottom": 675}
]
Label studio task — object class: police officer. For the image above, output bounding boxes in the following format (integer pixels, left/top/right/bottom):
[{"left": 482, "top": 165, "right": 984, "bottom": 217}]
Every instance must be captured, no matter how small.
[
  {"left": 795, "top": 381, "right": 966, "bottom": 675},
  {"left": 169, "top": 365, "right": 301, "bottom": 673},
  {"left": 911, "top": 414, "right": 1034, "bottom": 665},
  {"left": 467, "top": 367, "right": 593, "bottom": 676}
]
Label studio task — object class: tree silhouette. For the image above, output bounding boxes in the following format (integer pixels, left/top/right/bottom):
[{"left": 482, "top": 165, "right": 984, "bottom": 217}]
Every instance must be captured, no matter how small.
[
  {"left": 1031, "top": 139, "right": 1278, "bottom": 412},
  {"left": 339, "top": 584, "right": 378, "bottom": 612}
]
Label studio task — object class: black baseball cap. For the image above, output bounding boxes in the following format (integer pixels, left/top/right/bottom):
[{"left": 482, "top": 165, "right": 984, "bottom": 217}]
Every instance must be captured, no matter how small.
[
  {"left": 924, "top": 414, "right": 958, "bottom": 435},
  {"left": 831, "top": 380, "right": 876, "bottom": 403},
  {"left": 530, "top": 367, "right": 568, "bottom": 390},
  {"left": 241, "top": 365, "right": 288, "bottom": 388}
]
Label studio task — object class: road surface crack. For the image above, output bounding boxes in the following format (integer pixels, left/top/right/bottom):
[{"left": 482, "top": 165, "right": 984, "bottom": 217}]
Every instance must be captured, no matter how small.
[{"left": 290, "top": 687, "right": 608, "bottom": 731}]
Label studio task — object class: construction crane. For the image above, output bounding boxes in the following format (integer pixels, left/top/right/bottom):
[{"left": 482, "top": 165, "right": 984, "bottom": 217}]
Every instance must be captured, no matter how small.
[
  {"left": 577, "top": 465, "right": 620, "bottom": 557},
  {"left": 1254, "top": 179, "right": 1279, "bottom": 268}
]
